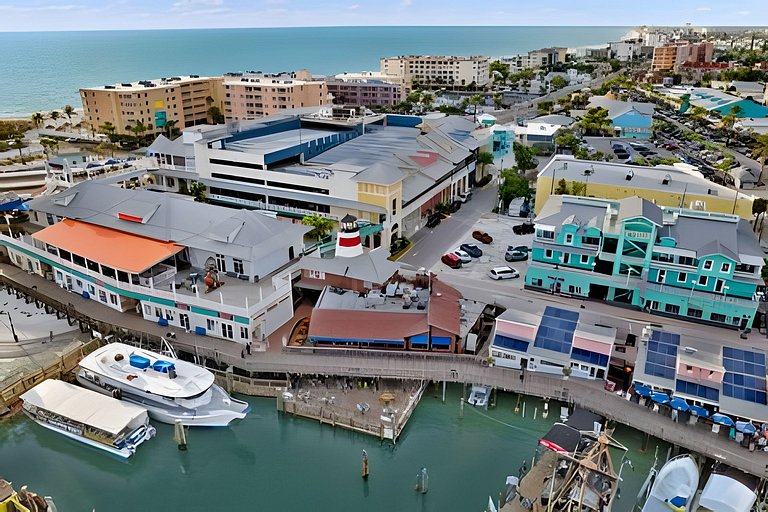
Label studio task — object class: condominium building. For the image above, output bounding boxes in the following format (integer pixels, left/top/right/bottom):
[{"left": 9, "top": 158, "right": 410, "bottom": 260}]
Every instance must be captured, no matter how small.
[
  {"left": 608, "top": 40, "right": 643, "bottom": 61},
  {"left": 525, "top": 195, "right": 764, "bottom": 329},
  {"left": 498, "top": 47, "right": 568, "bottom": 73},
  {"left": 2, "top": 181, "right": 310, "bottom": 345},
  {"left": 651, "top": 41, "right": 714, "bottom": 72},
  {"left": 222, "top": 73, "right": 328, "bottom": 121},
  {"left": 326, "top": 78, "right": 402, "bottom": 107},
  {"left": 80, "top": 76, "right": 224, "bottom": 136},
  {"left": 380, "top": 55, "right": 490, "bottom": 88},
  {"left": 535, "top": 156, "right": 754, "bottom": 219}
]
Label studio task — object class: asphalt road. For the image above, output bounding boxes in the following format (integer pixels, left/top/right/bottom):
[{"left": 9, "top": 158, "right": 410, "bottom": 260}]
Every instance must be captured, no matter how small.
[{"left": 398, "top": 184, "right": 497, "bottom": 269}]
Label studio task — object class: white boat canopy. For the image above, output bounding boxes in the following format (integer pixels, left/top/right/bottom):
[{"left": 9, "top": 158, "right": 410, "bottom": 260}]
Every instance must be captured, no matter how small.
[
  {"left": 699, "top": 474, "right": 757, "bottom": 512},
  {"left": 20, "top": 379, "right": 148, "bottom": 436}
]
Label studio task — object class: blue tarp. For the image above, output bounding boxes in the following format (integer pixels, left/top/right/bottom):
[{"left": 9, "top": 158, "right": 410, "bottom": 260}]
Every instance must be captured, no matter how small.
[
  {"left": 431, "top": 336, "right": 451, "bottom": 347},
  {"left": 0, "top": 198, "right": 28, "bottom": 212},
  {"left": 633, "top": 383, "right": 652, "bottom": 397}
]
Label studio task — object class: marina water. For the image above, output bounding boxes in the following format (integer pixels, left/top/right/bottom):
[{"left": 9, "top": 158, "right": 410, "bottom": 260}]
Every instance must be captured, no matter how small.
[
  {"left": 0, "top": 26, "right": 628, "bottom": 117},
  {"left": 1, "top": 385, "right": 662, "bottom": 511}
]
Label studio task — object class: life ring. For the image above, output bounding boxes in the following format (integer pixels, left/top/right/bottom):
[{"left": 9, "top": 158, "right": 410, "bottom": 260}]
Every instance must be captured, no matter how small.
[{"left": 112, "top": 388, "right": 122, "bottom": 400}]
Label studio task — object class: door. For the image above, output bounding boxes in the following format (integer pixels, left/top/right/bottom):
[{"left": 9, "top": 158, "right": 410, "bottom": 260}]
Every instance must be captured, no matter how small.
[{"left": 180, "top": 313, "right": 190, "bottom": 331}]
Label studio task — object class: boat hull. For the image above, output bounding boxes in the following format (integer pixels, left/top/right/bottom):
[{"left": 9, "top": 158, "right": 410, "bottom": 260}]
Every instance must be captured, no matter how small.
[
  {"left": 76, "top": 370, "right": 248, "bottom": 427},
  {"left": 22, "top": 408, "right": 154, "bottom": 459}
]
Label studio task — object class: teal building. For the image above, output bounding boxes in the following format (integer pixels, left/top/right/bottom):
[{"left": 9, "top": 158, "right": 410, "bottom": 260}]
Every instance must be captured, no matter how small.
[{"left": 525, "top": 195, "right": 764, "bottom": 329}]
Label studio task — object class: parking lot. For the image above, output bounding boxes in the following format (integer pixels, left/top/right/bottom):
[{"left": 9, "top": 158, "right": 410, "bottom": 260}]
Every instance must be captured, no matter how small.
[
  {"left": 583, "top": 136, "right": 676, "bottom": 163},
  {"left": 430, "top": 213, "right": 535, "bottom": 289}
]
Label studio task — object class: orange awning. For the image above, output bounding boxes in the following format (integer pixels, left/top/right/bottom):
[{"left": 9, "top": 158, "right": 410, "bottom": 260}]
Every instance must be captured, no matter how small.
[{"left": 33, "top": 219, "right": 183, "bottom": 274}]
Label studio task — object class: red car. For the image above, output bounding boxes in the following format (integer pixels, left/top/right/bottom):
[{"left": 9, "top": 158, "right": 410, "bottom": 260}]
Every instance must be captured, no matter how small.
[{"left": 441, "top": 253, "right": 462, "bottom": 269}]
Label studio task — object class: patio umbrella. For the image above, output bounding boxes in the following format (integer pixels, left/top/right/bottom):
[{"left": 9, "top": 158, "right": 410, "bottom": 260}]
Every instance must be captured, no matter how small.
[
  {"left": 736, "top": 421, "right": 757, "bottom": 435},
  {"left": 688, "top": 405, "right": 709, "bottom": 417},
  {"left": 633, "top": 384, "right": 652, "bottom": 397},
  {"left": 668, "top": 397, "right": 690, "bottom": 412},
  {"left": 711, "top": 413, "right": 735, "bottom": 427},
  {"left": 650, "top": 392, "right": 670, "bottom": 405}
]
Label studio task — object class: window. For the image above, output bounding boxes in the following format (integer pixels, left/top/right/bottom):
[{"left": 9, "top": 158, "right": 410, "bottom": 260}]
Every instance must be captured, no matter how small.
[
  {"left": 222, "top": 323, "right": 233, "bottom": 339},
  {"left": 710, "top": 313, "right": 726, "bottom": 323},
  {"left": 98, "top": 290, "right": 107, "bottom": 302},
  {"left": 702, "top": 260, "right": 713, "bottom": 271},
  {"left": 580, "top": 255, "right": 589, "bottom": 264},
  {"left": 545, "top": 249, "right": 553, "bottom": 259},
  {"left": 678, "top": 256, "right": 696, "bottom": 266},
  {"left": 562, "top": 253, "right": 570, "bottom": 264},
  {"left": 392, "top": 198, "right": 397, "bottom": 216},
  {"left": 657, "top": 269, "right": 666, "bottom": 283},
  {"left": 109, "top": 294, "right": 118, "bottom": 306},
  {"left": 687, "top": 308, "right": 703, "bottom": 318},
  {"left": 565, "top": 233, "right": 573, "bottom": 244},
  {"left": 677, "top": 272, "right": 687, "bottom": 283},
  {"left": 649, "top": 300, "right": 660, "bottom": 310},
  {"left": 207, "top": 318, "right": 217, "bottom": 331},
  {"left": 216, "top": 254, "right": 226, "bottom": 272},
  {"left": 538, "top": 229, "right": 554, "bottom": 240},
  {"left": 155, "top": 307, "right": 162, "bottom": 318},
  {"left": 143, "top": 304, "right": 152, "bottom": 316},
  {"left": 165, "top": 309, "right": 174, "bottom": 321},
  {"left": 233, "top": 259, "right": 244, "bottom": 274},
  {"left": 240, "top": 326, "right": 249, "bottom": 339},
  {"left": 665, "top": 303, "right": 680, "bottom": 314},
  {"left": 721, "top": 262, "right": 731, "bottom": 273},
  {"left": 715, "top": 279, "right": 725, "bottom": 293},
  {"left": 88, "top": 284, "right": 95, "bottom": 295},
  {"left": 698, "top": 275, "right": 708, "bottom": 286}
]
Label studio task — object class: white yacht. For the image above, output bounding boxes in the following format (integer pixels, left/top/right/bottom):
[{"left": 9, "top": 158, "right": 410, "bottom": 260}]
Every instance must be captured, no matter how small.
[
  {"left": 76, "top": 342, "right": 249, "bottom": 427},
  {"left": 468, "top": 385, "right": 491, "bottom": 407},
  {"left": 641, "top": 454, "right": 700, "bottom": 512},
  {"left": 693, "top": 463, "right": 758, "bottom": 512},
  {"left": 21, "top": 379, "right": 155, "bottom": 459}
]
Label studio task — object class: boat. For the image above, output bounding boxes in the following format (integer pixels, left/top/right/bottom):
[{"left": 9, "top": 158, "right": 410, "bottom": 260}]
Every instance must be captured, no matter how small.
[
  {"left": 20, "top": 379, "right": 155, "bottom": 459},
  {"left": 468, "top": 385, "right": 491, "bottom": 407},
  {"left": 0, "top": 478, "right": 57, "bottom": 512},
  {"left": 498, "top": 408, "right": 628, "bottom": 512},
  {"left": 76, "top": 342, "right": 249, "bottom": 426},
  {"left": 692, "top": 463, "right": 758, "bottom": 512},
  {"left": 640, "top": 454, "right": 699, "bottom": 512}
]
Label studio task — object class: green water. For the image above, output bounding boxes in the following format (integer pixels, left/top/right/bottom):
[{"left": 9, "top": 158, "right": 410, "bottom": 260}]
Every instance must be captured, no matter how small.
[{"left": 0, "top": 385, "right": 663, "bottom": 511}]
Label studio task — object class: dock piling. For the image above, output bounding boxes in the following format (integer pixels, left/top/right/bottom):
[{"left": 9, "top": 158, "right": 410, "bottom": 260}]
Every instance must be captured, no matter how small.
[
  {"left": 522, "top": 402, "right": 526, "bottom": 418},
  {"left": 534, "top": 407, "right": 537, "bottom": 420},
  {"left": 174, "top": 419, "right": 188, "bottom": 451},
  {"left": 362, "top": 450, "right": 369, "bottom": 479},
  {"left": 442, "top": 381, "right": 446, "bottom": 404},
  {"left": 459, "top": 397, "right": 464, "bottom": 418}
]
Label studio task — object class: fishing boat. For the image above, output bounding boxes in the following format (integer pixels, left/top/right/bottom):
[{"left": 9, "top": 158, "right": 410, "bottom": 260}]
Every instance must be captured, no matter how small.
[
  {"left": 468, "top": 385, "right": 492, "bottom": 407},
  {"left": 76, "top": 342, "right": 249, "bottom": 426},
  {"left": 0, "top": 478, "right": 57, "bottom": 512},
  {"left": 20, "top": 379, "right": 155, "bottom": 459},
  {"left": 692, "top": 463, "right": 758, "bottom": 512},
  {"left": 640, "top": 454, "right": 699, "bottom": 512}
]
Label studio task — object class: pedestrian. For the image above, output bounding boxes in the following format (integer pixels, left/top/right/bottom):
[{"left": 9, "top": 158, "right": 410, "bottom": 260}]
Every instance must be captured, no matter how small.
[
  {"left": 246, "top": 342, "right": 251, "bottom": 355},
  {"left": 240, "top": 349, "right": 245, "bottom": 359}
]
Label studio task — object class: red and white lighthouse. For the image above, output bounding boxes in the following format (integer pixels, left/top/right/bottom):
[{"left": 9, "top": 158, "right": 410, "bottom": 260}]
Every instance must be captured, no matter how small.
[{"left": 335, "top": 214, "right": 364, "bottom": 258}]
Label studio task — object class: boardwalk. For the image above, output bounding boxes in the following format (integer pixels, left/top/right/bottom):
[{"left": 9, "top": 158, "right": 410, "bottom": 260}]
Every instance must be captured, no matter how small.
[{"left": 2, "top": 263, "right": 768, "bottom": 477}]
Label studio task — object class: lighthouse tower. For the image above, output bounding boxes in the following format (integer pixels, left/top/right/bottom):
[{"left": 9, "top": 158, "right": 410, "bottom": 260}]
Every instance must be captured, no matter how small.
[{"left": 335, "top": 214, "right": 364, "bottom": 258}]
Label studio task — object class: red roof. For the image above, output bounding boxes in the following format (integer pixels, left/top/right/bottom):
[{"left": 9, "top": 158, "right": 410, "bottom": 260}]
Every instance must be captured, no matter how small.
[
  {"left": 428, "top": 278, "right": 462, "bottom": 335},
  {"left": 309, "top": 309, "right": 428, "bottom": 341}
]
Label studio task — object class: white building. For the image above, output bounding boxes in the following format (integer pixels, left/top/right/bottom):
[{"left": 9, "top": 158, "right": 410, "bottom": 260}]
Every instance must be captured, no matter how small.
[
  {"left": 380, "top": 55, "right": 490, "bottom": 88},
  {"left": 609, "top": 40, "right": 643, "bottom": 61},
  {"left": 2, "top": 181, "right": 309, "bottom": 346}
]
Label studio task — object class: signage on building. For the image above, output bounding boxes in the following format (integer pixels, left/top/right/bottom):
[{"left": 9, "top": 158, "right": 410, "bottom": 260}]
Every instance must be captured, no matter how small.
[{"left": 625, "top": 230, "right": 651, "bottom": 240}]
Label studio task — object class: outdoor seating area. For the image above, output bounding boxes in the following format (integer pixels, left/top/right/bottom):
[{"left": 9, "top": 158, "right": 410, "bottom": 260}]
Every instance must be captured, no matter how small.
[{"left": 630, "top": 383, "right": 768, "bottom": 453}]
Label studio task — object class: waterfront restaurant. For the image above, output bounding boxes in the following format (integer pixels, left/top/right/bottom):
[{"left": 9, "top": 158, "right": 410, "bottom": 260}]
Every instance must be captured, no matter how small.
[
  {"left": 489, "top": 305, "right": 617, "bottom": 380},
  {"left": 632, "top": 327, "right": 768, "bottom": 422}
]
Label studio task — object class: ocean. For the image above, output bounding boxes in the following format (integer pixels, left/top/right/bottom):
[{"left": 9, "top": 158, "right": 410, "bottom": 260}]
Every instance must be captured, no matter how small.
[{"left": 0, "top": 26, "right": 628, "bottom": 117}]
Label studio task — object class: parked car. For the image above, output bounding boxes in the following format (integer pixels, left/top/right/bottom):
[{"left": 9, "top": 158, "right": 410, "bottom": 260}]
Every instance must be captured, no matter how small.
[
  {"left": 450, "top": 200, "right": 462, "bottom": 213},
  {"left": 426, "top": 214, "right": 441, "bottom": 228},
  {"left": 472, "top": 230, "right": 493, "bottom": 244},
  {"left": 488, "top": 266, "right": 520, "bottom": 280},
  {"left": 519, "top": 200, "right": 531, "bottom": 218},
  {"left": 104, "top": 158, "right": 121, "bottom": 166},
  {"left": 505, "top": 249, "right": 528, "bottom": 262},
  {"left": 508, "top": 245, "right": 528, "bottom": 254},
  {"left": 451, "top": 248, "right": 472, "bottom": 264},
  {"left": 614, "top": 150, "right": 630, "bottom": 160},
  {"left": 458, "top": 191, "right": 473, "bottom": 203},
  {"left": 512, "top": 222, "right": 535, "bottom": 235},
  {"left": 441, "top": 253, "right": 462, "bottom": 269},
  {"left": 460, "top": 243, "right": 483, "bottom": 258}
]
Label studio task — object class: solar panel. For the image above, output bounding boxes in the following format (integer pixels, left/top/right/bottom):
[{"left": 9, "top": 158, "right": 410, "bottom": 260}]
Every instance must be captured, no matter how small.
[
  {"left": 644, "top": 330, "right": 679, "bottom": 380},
  {"left": 533, "top": 306, "right": 578, "bottom": 354},
  {"left": 722, "top": 347, "right": 768, "bottom": 405}
]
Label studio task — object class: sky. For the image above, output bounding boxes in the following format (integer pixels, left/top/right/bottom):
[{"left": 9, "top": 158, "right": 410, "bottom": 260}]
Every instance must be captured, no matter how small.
[{"left": 0, "top": 0, "right": 766, "bottom": 32}]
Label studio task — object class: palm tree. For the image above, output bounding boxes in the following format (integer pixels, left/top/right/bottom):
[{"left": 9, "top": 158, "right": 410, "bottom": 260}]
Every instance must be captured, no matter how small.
[
  {"left": 63, "top": 105, "right": 74, "bottom": 120},
  {"left": 165, "top": 119, "right": 178, "bottom": 138},
  {"left": 467, "top": 94, "right": 484, "bottom": 122},
  {"left": 99, "top": 122, "right": 116, "bottom": 139},
  {"left": 49, "top": 111, "right": 60, "bottom": 122},
  {"left": 95, "top": 141, "right": 119, "bottom": 158},
  {"left": 31, "top": 112, "right": 44, "bottom": 128},
  {"left": 131, "top": 120, "right": 147, "bottom": 143},
  {"left": 40, "top": 138, "right": 59, "bottom": 158},
  {"left": 721, "top": 113, "right": 737, "bottom": 146},
  {"left": 301, "top": 214, "right": 334, "bottom": 242},
  {"left": 11, "top": 137, "right": 25, "bottom": 160},
  {"left": 752, "top": 133, "right": 768, "bottom": 185}
]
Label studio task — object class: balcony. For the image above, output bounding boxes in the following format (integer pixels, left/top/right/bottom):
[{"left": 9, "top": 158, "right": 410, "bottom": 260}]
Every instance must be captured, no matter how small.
[
  {"left": 644, "top": 282, "right": 756, "bottom": 308},
  {"left": 138, "top": 263, "right": 176, "bottom": 288}
]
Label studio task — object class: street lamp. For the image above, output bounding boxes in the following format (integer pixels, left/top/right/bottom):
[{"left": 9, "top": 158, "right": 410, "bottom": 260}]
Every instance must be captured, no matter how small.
[
  {"left": 582, "top": 165, "right": 595, "bottom": 197},
  {"left": 1, "top": 311, "right": 19, "bottom": 343}
]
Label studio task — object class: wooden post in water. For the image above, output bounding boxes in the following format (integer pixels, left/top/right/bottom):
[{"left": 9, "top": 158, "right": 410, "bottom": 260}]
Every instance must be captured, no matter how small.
[
  {"left": 442, "top": 381, "right": 446, "bottom": 404},
  {"left": 362, "top": 450, "right": 369, "bottom": 479},
  {"left": 534, "top": 407, "right": 538, "bottom": 420},
  {"left": 459, "top": 397, "right": 464, "bottom": 418},
  {"left": 174, "top": 419, "right": 188, "bottom": 451},
  {"left": 522, "top": 402, "right": 526, "bottom": 418}
]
